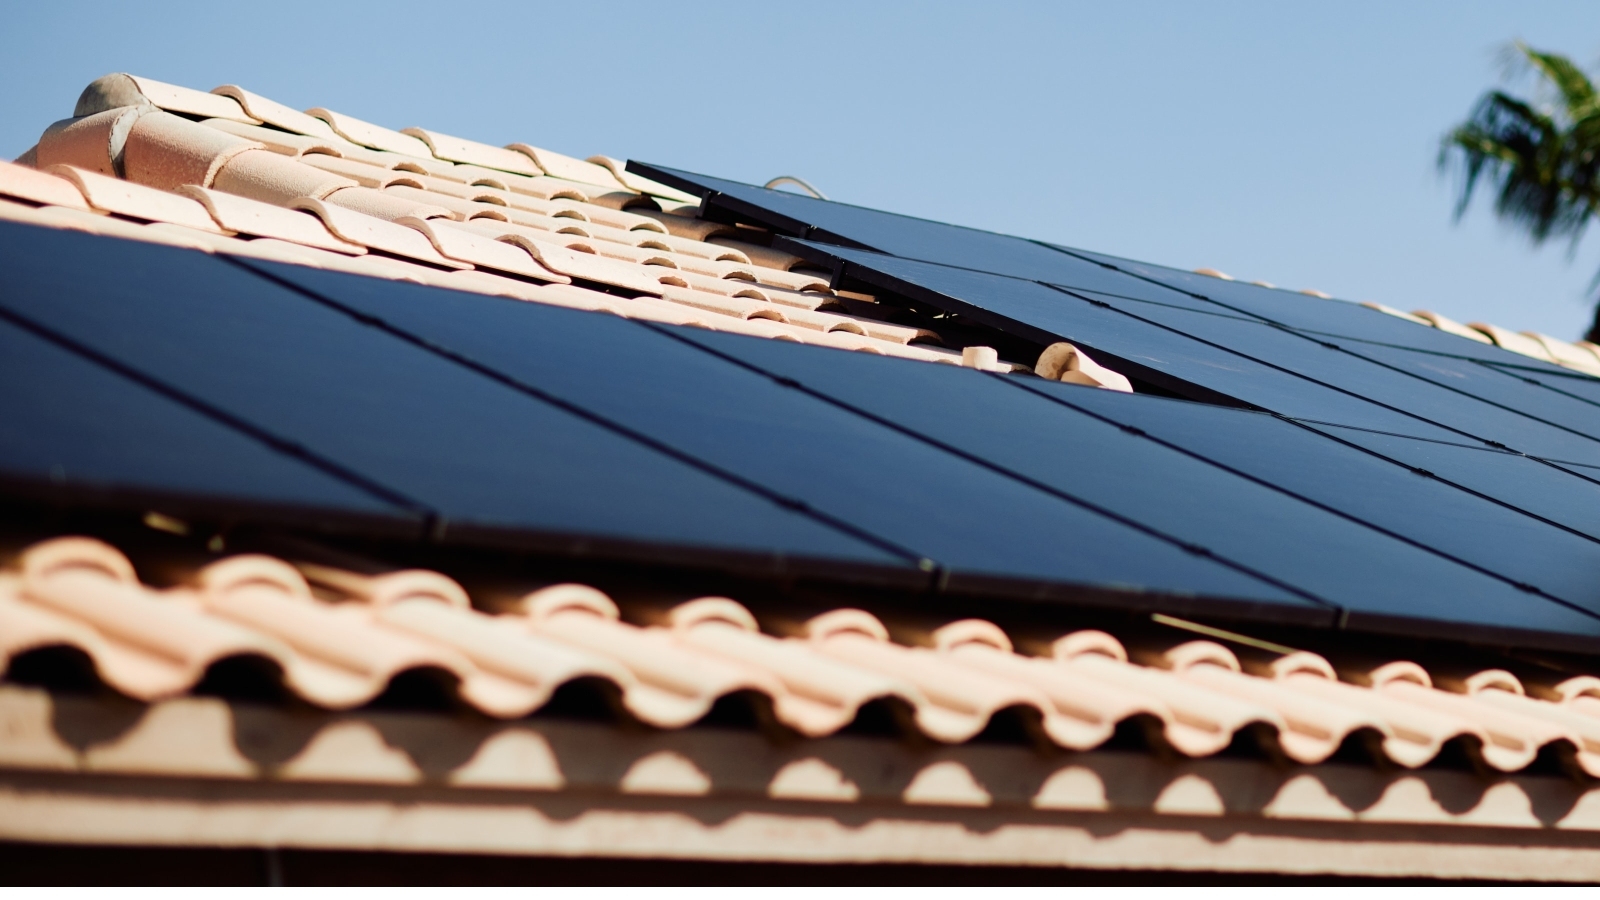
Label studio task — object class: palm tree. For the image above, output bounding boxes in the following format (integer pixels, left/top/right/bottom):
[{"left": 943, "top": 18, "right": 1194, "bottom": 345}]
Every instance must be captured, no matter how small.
[{"left": 1441, "top": 43, "right": 1600, "bottom": 340}]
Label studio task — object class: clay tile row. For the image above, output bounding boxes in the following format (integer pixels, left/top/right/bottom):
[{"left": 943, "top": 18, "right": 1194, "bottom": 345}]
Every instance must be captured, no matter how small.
[
  {"left": 5, "top": 535, "right": 1600, "bottom": 776},
  {"left": 8, "top": 72, "right": 1139, "bottom": 386}
]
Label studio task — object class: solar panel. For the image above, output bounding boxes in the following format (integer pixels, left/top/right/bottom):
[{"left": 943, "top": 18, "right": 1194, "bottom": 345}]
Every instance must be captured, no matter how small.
[
  {"left": 780, "top": 242, "right": 1469, "bottom": 440},
  {"left": 632, "top": 162, "right": 1579, "bottom": 377},
  {"left": 1056, "top": 246, "right": 1578, "bottom": 374},
  {"left": 1012, "top": 380, "right": 1600, "bottom": 638},
  {"left": 657, "top": 324, "right": 1595, "bottom": 643},
  {"left": 1060, "top": 289, "right": 1600, "bottom": 466},
  {"left": 629, "top": 162, "right": 1178, "bottom": 288},
  {"left": 1297, "top": 422, "right": 1600, "bottom": 545},
  {"left": 0, "top": 220, "right": 914, "bottom": 579},
  {"left": 1484, "top": 362, "right": 1600, "bottom": 408},
  {"left": 1333, "top": 342, "right": 1600, "bottom": 445},
  {"left": 0, "top": 313, "right": 416, "bottom": 531},
  {"left": 246, "top": 258, "right": 1324, "bottom": 618}
]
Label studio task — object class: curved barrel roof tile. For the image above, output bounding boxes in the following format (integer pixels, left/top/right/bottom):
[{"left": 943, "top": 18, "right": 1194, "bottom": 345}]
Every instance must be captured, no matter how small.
[
  {"left": 4, "top": 73, "right": 1138, "bottom": 387},
  {"left": 6, "top": 534, "right": 1600, "bottom": 777}
]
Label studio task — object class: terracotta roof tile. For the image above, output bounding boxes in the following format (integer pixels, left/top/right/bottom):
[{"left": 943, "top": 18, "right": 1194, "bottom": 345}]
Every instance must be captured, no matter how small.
[
  {"left": 306, "top": 108, "right": 433, "bottom": 158},
  {"left": 1523, "top": 331, "right": 1600, "bottom": 376},
  {"left": 507, "top": 143, "right": 626, "bottom": 190},
  {"left": 380, "top": 183, "right": 507, "bottom": 221},
  {"left": 98, "top": 73, "right": 256, "bottom": 123},
  {"left": 211, "top": 148, "right": 359, "bottom": 205},
  {"left": 403, "top": 128, "right": 542, "bottom": 177},
  {"left": 6, "top": 538, "right": 292, "bottom": 701},
  {"left": 633, "top": 208, "right": 741, "bottom": 242},
  {"left": 588, "top": 154, "right": 700, "bottom": 202},
  {"left": 0, "top": 159, "right": 90, "bottom": 209},
  {"left": 36, "top": 106, "right": 148, "bottom": 177},
  {"left": 1036, "top": 342, "right": 1135, "bottom": 391},
  {"left": 708, "top": 236, "right": 806, "bottom": 271},
  {"left": 209, "top": 85, "right": 345, "bottom": 144},
  {"left": 476, "top": 225, "right": 670, "bottom": 293},
  {"left": 299, "top": 153, "right": 426, "bottom": 189},
  {"left": 8, "top": 71, "right": 1182, "bottom": 389},
  {"left": 399, "top": 217, "right": 568, "bottom": 282},
  {"left": 1161, "top": 641, "right": 1384, "bottom": 764},
  {"left": 292, "top": 195, "right": 467, "bottom": 269},
  {"left": 175, "top": 185, "right": 364, "bottom": 254},
  {"left": 199, "top": 117, "right": 345, "bottom": 158},
  {"left": 12, "top": 533, "right": 1597, "bottom": 778},
  {"left": 1359, "top": 301, "right": 1433, "bottom": 326},
  {"left": 46, "top": 165, "right": 223, "bottom": 233},
  {"left": 391, "top": 172, "right": 513, "bottom": 203},
  {"left": 1469, "top": 321, "right": 1556, "bottom": 362},
  {"left": 120, "top": 110, "right": 262, "bottom": 192},
  {"left": 386, "top": 154, "right": 471, "bottom": 181},
  {"left": 519, "top": 584, "right": 782, "bottom": 728},
  {"left": 1411, "top": 309, "right": 1494, "bottom": 344}
]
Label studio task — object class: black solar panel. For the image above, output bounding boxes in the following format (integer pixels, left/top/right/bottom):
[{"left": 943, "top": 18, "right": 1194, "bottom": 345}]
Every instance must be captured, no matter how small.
[
  {"left": 633, "top": 162, "right": 1578, "bottom": 377},
  {"left": 1334, "top": 342, "right": 1600, "bottom": 444},
  {"left": 1013, "top": 380, "right": 1600, "bottom": 640},
  {"left": 1483, "top": 363, "right": 1600, "bottom": 408},
  {"left": 778, "top": 242, "right": 1470, "bottom": 440},
  {"left": 11, "top": 150, "right": 1600, "bottom": 650},
  {"left": 657, "top": 325, "right": 1598, "bottom": 644},
  {"left": 0, "top": 313, "right": 416, "bottom": 531},
  {"left": 0, "top": 220, "right": 916, "bottom": 579},
  {"left": 247, "top": 259, "right": 1320, "bottom": 617},
  {"left": 1062, "top": 289, "right": 1600, "bottom": 466},
  {"left": 1057, "top": 246, "right": 1578, "bottom": 374},
  {"left": 629, "top": 163, "right": 1168, "bottom": 288},
  {"left": 1298, "top": 422, "right": 1600, "bottom": 544}
]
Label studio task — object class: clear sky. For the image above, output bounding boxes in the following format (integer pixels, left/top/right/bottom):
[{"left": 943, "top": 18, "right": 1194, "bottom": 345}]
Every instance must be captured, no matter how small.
[{"left": 5, "top": 2, "right": 1600, "bottom": 339}]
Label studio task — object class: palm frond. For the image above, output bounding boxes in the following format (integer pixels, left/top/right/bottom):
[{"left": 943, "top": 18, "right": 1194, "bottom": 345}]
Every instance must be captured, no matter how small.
[
  {"left": 1442, "top": 45, "right": 1600, "bottom": 249},
  {"left": 1517, "top": 42, "right": 1600, "bottom": 121}
]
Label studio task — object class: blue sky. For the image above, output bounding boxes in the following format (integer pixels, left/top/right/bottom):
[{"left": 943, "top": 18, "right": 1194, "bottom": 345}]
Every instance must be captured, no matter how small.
[{"left": 5, "top": 2, "right": 1600, "bottom": 338}]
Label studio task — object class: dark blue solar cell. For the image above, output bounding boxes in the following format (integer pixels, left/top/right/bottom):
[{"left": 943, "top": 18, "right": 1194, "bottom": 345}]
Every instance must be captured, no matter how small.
[
  {"left": 1008, "top": 380, "right": 1600, "bottom": 639},
  {"left": 248, "top": 258, "right": 1323, "bottom": 618},
  {"left": 0, "top": 220, "right": 912, "bottom": 578},
  {"left": 657, "top": 324, "right": 1591, "bottom": 641},
  {"left": 0, "top": 313, "right": 415, "bottom": 530}
]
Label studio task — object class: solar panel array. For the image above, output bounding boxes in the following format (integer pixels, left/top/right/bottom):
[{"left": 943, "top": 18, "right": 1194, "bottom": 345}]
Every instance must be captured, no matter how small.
[
  {"left": 626, "top": 162, "right": 1600, "bottom": 647},
  {"left": 10, "top": 154, "right": 1600, "bottom": 650}
]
